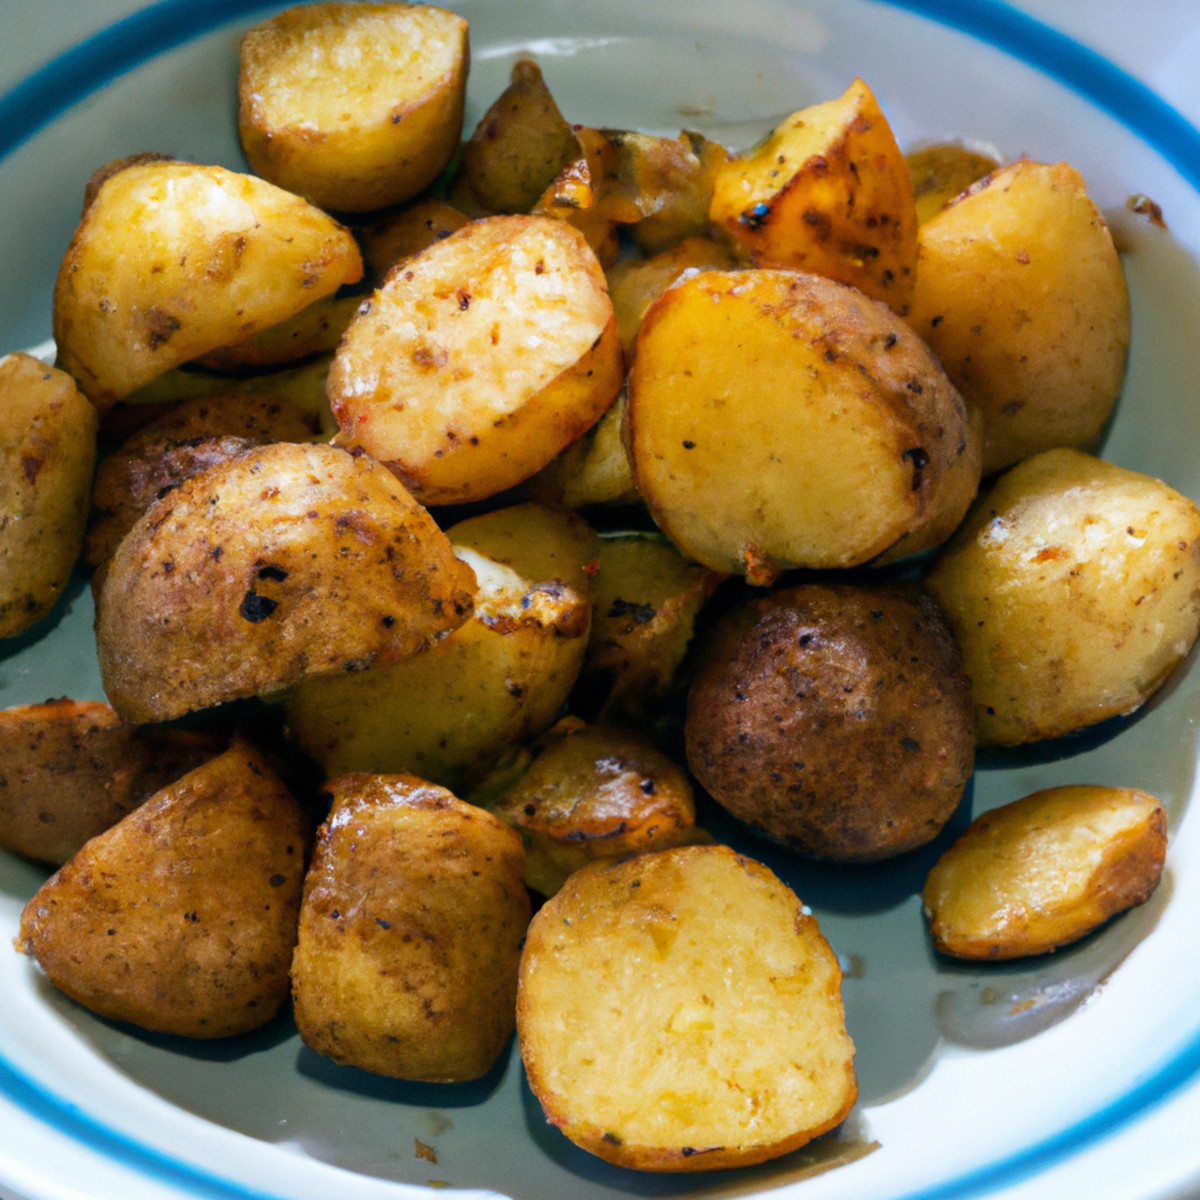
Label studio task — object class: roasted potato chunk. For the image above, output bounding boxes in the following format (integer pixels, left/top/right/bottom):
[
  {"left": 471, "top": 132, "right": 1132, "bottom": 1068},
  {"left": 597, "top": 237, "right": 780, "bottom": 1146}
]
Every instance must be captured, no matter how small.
[
  {"left": 291, "top": 772, "right": 530, "bottom": 1082},
  {"left": 906, "top": 159, "right": 1130, "bottom": 475},
  {"left": 626, "top": 268, "right": 980, "bottom": 582},
  {"left": 0, "top": 699, "right": 223, "bottom": 866},
  {"left": 0, "top": 353, "right": 97, "bottom": 637},
  {"left": 283, "top": 503, "right": 596, "bottom": 788},
  {"left": 709, "top": 79, "right": 918, "bottom": 311},
  {"left": 490, "top": 720, "right": 704, "bottom": 896},
  {"left": 685, "top": 581, "right": 974, "bottom": 862},
  {"left": 923, "top": 785, "right": 1168, "bottom": 960},
  {"left": 53, "top": 160, "right": 363, "bottom": 412},
  {"left": 238, "top": 2, "right": 469, "bottom": 213},
  {"left": 17, "top": 738, "right": 309, "bottom": 1038},
  {"left": 95, "top": 441, "right": 475, "bottom": 724},
  {"left": 355, "top": 197, "right": 471, "bottom": 286},
  {"left": 328, "top": 213, "right": 623, "bottom": 505},
  {"left": 906, "top": 140, "right": 1000, "bottom": 224},
  {"left": 926, "top": 448, "right": 1200, "bottom": 745},
  {"left": 517, "top": 844, "right": 857, "bottom": 1172}
]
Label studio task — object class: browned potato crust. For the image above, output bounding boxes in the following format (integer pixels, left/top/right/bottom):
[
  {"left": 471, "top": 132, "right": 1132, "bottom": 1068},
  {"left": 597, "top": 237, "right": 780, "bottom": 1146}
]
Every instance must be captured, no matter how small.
[
  {"left": 17, "top": 738, "right": 309, "bottom": 1038},
  {"left": 355, "top": 198, "right": 471, "bottom": 286},
  {"left": 517, "top": 844, "right": 857, "bottom": 1171},
  {"left": 0, "top": 354, "right": 97, "bottom": 637},
  {"left": 923, "top": 785, "right": 1168, "bottom": 959},
  {"left": 95, "top": 441, "right": 475, "bottom": 724},
  {"left": 0, "top": 699, "right": 223, "bottom": 866},
  {"left": 925, "top": 448, "right": 1200, "bottom": 745},
  {"left": 238, "top": 2, "right": 469, "bottom": 213},
  {"left": 328, "top": 213, "right": 623, "bottom": 505},
  {"left": 626, "top": 268, "right": 980, "bottom": 582},
  {"left": 686, "top": 581, "right": 974, "bottom": 862},
  {"left": 490, "top": 720, "right": 702, "bottom": 895},
  {"left": 290, "top": 773, "right": 530, "bottom": 1081}
]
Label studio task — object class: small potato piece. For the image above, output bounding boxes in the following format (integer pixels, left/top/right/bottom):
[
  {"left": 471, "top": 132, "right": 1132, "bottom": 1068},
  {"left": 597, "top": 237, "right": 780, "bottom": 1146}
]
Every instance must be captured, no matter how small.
[
  {"left": 85, "top": 391, "right": 319, "bottom": 566},
  {"left": 53, "top": 161, "right": 363, "bottom": 412},
  {"left": 0, "top": 699, "right": 223, "bottom": 866},
  {"left": 709, "top": 79, "right": 918, "bottom": 311},
  {"left": 17, "top": 738, "right": 309, "bottom": 1038},
  {"left": 906, "top": 141, "right": 1000, "bottom": 224},
  {"left": 328, "top": 214, "right": 623, "bottom": 505},
  {"left": 925, "top": 448, "right": 1200, "bottom": 746},
  {"left": 356, "top": 198, "right": 471, "bottom": 285},
  {"left": 906, "top": 159, "right": 1130, "bottom": 475},
  {"left": 583, "top": 532, "right": 725, "bottom": 721},
  {"left": 238, "top": 2, "right": 469, "bottom": 213},
  {"left": 283, "top": 503, "right": 596, "bottom": 788},
  {"left": 491, "top": 720, "right": 703, "bottom": 896},
  {"left": 517, "top": 843, "right": 857, "bottom": 1172},
  {"left": 95, "top": 442, "right": 475, "bottom": 724},
  {"left": 455, "top": 59, "right": 581, "bottom": 216},
  {"left": 627, "top": 268, "right": 980, "bottom": 582},
  {"left": 923, "top": 785, "right": 1168, "bottom": 960},
  {"left": 0, "top": 353, "right": 97, "bottom": 637},
  {"left": 685, "top": 581, "right": 974, "bottom": 862},
  {"left": 291, "top": 773, "right": 530, "bottom": 1082}
]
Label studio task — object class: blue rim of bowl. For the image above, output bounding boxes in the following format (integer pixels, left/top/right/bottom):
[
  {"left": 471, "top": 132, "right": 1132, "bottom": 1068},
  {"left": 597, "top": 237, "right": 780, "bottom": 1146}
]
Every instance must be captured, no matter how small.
[{"left": 2, "top": 1, "right": 1200, "bottom": 1198}]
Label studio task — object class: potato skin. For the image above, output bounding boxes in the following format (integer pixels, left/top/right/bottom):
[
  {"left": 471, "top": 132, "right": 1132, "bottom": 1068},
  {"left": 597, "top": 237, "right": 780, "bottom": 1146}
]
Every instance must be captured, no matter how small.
[
  {"left": 290, "top": 773, "right": 530, "bottom": 1082},
  {"left": 17, "top": 738, "right": 309, "bottom": 1038},
  {"left": 926, "top": 448, "right": 1200, "bottom": 745},
  {"left": 95, "top": 441, "right": 475, "bottom": 723},
  {"left": 0, "top": 699, "right": 222, "bottom": 866},
  {"left": 685, "top": 581, "right": 974, "bottom": 862},
  {"left": 0, "top": 353, "right": 97, "bottom": 637},
  {"left": 517, "top": 844, "right": 856, "bottom": 1172},
  {"left": 923, "top": 785, "right": 1168, "bottom": 959}
]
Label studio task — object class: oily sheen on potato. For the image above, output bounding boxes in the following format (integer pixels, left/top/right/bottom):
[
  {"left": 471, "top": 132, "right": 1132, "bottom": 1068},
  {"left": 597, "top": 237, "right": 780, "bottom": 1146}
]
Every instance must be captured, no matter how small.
[{"left": 517, "top": 844, "right": 857, "bottom": 1172}]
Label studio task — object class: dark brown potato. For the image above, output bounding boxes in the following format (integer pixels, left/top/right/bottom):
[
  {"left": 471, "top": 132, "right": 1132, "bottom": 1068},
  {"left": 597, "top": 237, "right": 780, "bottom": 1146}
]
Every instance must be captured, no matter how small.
[
  {"left": 685, "top": 580, "right": 974, "bottom": 862},
  {"left": 0, "top": 699, "right": 224, "bottom": 866},
  {"left": 17, "top": 738, "right": 309, "bottom": 1038},
  {"left": 291, "top": 772, "right": 530, "bottom": 1082}
]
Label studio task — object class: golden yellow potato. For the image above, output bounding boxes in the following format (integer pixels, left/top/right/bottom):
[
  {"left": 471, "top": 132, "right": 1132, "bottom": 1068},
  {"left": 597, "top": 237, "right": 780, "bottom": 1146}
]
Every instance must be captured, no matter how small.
[
  {"left": 95, "top": 441, "right": 475, "bottom": 724},
  {"left": 582, "top": 531, "right": 725, "bottom": 721},
  {"left": 291, "top": 772, "right": 530, "bottom": 1082},
  {"left": 0, "top": 699, "right": 223, "bottom": 866},
  {"left": 517, "top": 844, "right": 857, "bottom": 1172},
  {"left": 283, "top": 503, "right": 596, "bottom": 789},
  {"left": 626, "top": 267, "right": 980, "bottom": 582},
  {"left": 923, "top": 785, "right": 1168, "bottom": 960},
  {"left": 17, "top": 738, "right": 309, "bottom": 1038},
  {"left": 53, "top": 160, "right": 363, "bottom": 411},
  {"left": 355, "top": 197, "right": 471, "bottom": 286},
  {"left": 906, "top": 140, "right": 1000, "bottom": 224},
  {"left": 0, "top": 353, "right": 97, "bottom": 637},
  {"left": 925, "top": 448, "right": 1200, "bottom": 746},
  {"left": 238, "top": 2, "right": 469, "bottom": 213},
  {"left": 709, "top": 79, "right": 918, "bottom": 311},
  {"left": 490, "top": 719, "right": 704, "bottom": 896},
  {"left": 85, "top": 390, "right": 318, "bottom": 567},
  {"left": 455, "top": 58, "right": 581, "bottom": 216},
  {"left": 906, "top": 159, "right": 1130, "bottom": 475},
  {"left": 685, "top": 580, "right": 974, "bottom": 863},
  {"left": 327, "top": 213, "right": 623, "bottom": 505}
]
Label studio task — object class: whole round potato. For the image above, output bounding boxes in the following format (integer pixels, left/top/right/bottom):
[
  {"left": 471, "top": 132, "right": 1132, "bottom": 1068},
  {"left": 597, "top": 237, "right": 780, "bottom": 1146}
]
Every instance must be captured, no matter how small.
[{"left": 685, "top": 580, "right": 974, "bottom": 862}]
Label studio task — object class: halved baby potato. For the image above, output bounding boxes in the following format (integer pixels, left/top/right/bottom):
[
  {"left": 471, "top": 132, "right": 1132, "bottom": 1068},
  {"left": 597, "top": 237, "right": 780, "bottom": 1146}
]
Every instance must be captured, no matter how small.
[
  {"left": 238, "top": 2, "right": 469, "bottom": 213},
  {"left": 53, "top": 160, "right": 363, "bottom": 411},
  {"left": 327, "top": 213, "right": 623, "bottom": 505},
  {"left": 95, "top": 441, "right": 475, "bottom": 724},
  {"left": 923, "top": 785, "right": 1168, "bottom": 960}
]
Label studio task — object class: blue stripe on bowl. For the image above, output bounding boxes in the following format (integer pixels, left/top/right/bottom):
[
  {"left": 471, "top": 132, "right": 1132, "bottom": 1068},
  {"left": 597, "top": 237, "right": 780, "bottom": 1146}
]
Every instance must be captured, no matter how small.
[{"left": 2, "top": 1, "right": 1200, "bottom": 1197}]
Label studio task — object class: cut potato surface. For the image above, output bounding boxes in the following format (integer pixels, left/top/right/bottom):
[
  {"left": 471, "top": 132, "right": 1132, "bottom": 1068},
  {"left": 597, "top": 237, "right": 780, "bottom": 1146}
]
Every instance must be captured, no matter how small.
[
  {"left": 626, "top": 267, "right": 979, "bottom": 582},
  {"left": 95, "top": 441, "right": 475, "bottom": 724},
  {"left": 328, "top": 213, "right": 623, "bottom": 505},
  {"left": 923, "top": 785, "right": 1168, "bottom": 959},
  {"left": 239, "top": 2, "right": 469, "bottom": 212},
  {"left": 517, "top": 843, "right": 857, "bottom": 1172}
]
